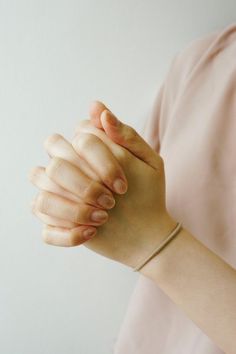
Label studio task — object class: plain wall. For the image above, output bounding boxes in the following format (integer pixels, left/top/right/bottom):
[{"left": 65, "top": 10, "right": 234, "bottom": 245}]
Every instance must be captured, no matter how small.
[{"left": 0, "top": 1, "right": 235, "bottom": 353}]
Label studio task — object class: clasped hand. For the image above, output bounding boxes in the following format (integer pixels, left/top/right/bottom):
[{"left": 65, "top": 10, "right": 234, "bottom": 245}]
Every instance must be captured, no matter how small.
[{"left": 29, "top": 101, "right": 176, "bottom": 269}]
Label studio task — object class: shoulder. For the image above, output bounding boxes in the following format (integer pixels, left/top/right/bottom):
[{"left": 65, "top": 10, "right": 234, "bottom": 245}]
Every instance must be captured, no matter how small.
[
  {"left": 171, "top": 23, "right": 236, "bottom": 83},
  {"left": 161, "top": 23, "right": 236, "bottom": 106}
]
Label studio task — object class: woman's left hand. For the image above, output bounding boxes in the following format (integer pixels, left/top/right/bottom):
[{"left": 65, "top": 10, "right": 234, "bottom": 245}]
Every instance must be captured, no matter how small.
[{"left": 29, "top": 104, "right": 177, "bottom": 269}]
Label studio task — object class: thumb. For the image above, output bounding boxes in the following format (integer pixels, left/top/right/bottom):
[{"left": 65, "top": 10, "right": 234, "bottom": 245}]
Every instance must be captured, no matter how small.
[
  {"left": 100, "top": 108, "right": 162, "bottom": 172},
  {"left": 88, "top": 100, "right": 162, "bottom": 171}
]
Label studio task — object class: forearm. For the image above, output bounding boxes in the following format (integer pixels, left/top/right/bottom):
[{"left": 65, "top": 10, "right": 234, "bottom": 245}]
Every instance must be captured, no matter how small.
[{"left": 140, "top": 225, "right": 236, "bottom": 354}]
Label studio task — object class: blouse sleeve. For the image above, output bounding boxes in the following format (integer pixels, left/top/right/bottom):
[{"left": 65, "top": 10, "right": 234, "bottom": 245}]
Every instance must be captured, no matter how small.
[{"left": 141, "top": 28, "right": 219, "bottom": 155}]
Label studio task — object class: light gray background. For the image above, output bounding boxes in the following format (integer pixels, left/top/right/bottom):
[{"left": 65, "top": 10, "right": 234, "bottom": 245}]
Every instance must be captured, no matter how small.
[{"left": 0, "top": 1, "right": 235, "bottom": 353}]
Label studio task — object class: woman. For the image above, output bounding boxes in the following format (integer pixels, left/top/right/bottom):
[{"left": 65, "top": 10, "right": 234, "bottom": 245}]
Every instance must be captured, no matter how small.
[{"left": 29, "top": 23, "right": 236, "bottom": 353}]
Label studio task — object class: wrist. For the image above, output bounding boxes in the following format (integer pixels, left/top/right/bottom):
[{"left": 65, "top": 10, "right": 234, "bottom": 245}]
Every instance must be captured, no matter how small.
[
  {"left": 129, "top": 213, "right": 178, "bottom": 270},
  {"left": 139, "top": 225, "right": 187, "bottom": 280}
]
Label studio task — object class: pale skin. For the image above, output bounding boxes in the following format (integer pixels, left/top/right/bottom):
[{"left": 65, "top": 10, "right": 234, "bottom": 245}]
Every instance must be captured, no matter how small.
[{"left": 29, "top": 101, "right": 236, "bottom": 353}]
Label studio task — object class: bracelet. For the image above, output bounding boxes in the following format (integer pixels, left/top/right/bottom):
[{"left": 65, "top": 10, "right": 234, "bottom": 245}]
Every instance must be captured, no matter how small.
[{"left": 133, "top": 222, "right": 183, "bottom": 272}]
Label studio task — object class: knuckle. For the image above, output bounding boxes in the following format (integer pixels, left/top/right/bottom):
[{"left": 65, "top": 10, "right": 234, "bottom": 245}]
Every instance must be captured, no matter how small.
[
  {"left": 91, "top": 162, "right": 117, "bottom": 187},
  {"left": 36, "top": 191, "right": 50, "bottom": 214},
  {"left": 82, "top": 180, "right": 98, "bottom": 199},
  {"left": 46, "top": 157, "right": 64, "bottom": 179},
  {"left": 104, "top": 166, "right": 118, "bottom": 185},
  {"left": 74, "top": 204, "right": 91, "bottom": 224},
  {"left": 115, "top": 146, "right": 130, "bottom": 163},
  {"left": 75, "top": 120, "right": 90, "bottom": 134},
  {"left": 43, "top": 133, "right": 63, "bottom": 150},
  {"left": 74, "top": 133, "right": 97, "bottom": 153},
  {"left": 124, "top": 126, "right": 137, "bottom": 144},
  {"left": 74, "top": 204, "right": 84, "bottom": 223},
  {"left": 69, "top": 238, "right": 77, "bottom": 247},
  {"left": 68, "top": 232, "right": 81, "bottom": 247},
  {"left": 42, "top": 229, "right": 51, "bottom": 244}
]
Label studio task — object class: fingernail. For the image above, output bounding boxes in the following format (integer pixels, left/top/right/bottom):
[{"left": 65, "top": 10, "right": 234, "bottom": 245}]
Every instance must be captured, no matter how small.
[
  {"left": 91, "top": 210, "right": 108, "bottom": 222},
  {"left": 83, "top": 228, "right": 96, "bottom": 240},
  {"left": 106, "top": 111, "right": 119, "bottom": 126},
  {"left": 97, "top": 194, "right": 115, "bottom": 209},
  {"left": 113, "top": 178, "right": 127, "bottom": 194}
]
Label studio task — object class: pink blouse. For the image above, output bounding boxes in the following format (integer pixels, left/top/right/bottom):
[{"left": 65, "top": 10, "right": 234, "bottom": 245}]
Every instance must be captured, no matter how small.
[{"left": 114, "top": 23, "right": 236, "bottom": 353}]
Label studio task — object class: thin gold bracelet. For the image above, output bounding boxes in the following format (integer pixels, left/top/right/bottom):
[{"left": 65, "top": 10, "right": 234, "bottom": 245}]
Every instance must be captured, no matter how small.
[{"left": 133, "top": 222, "right": 183, "bottom": 272}]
